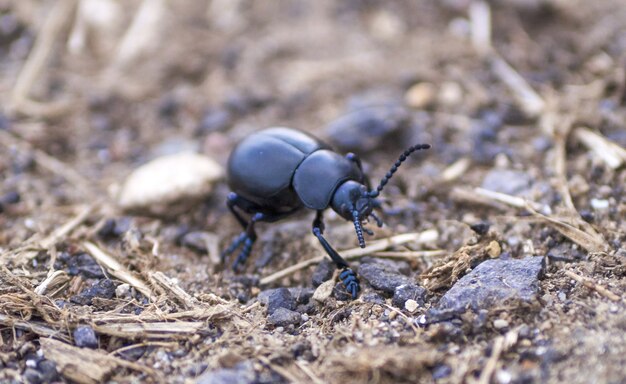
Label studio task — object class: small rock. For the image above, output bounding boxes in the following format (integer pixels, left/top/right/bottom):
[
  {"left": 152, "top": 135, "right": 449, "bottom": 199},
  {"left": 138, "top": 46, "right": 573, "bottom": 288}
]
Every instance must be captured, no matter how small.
[
  {"left": 438, "top": 81, "right": 463, "bottom": 107},
  {"left": 97, "top": 217, "right": 132, "bottom": 238},
  {"left": 73, "top": 326, "right": 98, "bottom": 348},
  {"left": 486, "top": 241, "right": 501, "bottom": 258},
  {"left": 493, "top": 319, "right": 509, "bottom": 329},
  {"left": 432, "top": 364, "right": 452, "bottom": 380},
  {"left": 267, "top": 307, "right": 301, "bottom": 327},
  {"left": 0, "top": 191, "right": 20, "bottom": 205},
  {"left": 312, "top": 279, "right": 336, "bottom": 303},
  {"left": 23, "top": 368, "right": 43, "bottom": 384},
  {"left": 195, "top": 361, "right": 256, "bottom": 384},
  {"left": 392, "top": 284, "right": 426, "bottom": 308},
  {"left": 115, "top": 283, "right": 131, "bottom": 298},
  {"left": 361, "top": 257, "right": 411, "bottom": 275},
  {"left": 70, "top": 279, "right": 117, "bottom": 305},
  {"left": 37, "top": 360, "right": 59, "bottom": 383},
  {"left": 359, "top": 263, "right": 411, "bottom": 294},
  {"left": 67, "top": 253, "right": 104, "bottom": 278},
  {"left": 312, "top": 259, "right": 334, "bottom": 287},
  {"left": 181, "top": 231, "right": 217, "bottom": 254},
  {"left": 197, "top": 109, "right": 232, "bottom": 133},
  {"left": 404, "top": 299, "right": 419, "bottom": 312},
  {"left": 482, "top": 169, "right": 531, "bottom": 196},
  {"left": 360, "top": 291, "right": 386, "bottom": 305},
  {"left": 117, "top": 152, "right": 223, "bottom": 215},
  {"left": 288, "top": 287, "right": 314, "bottom": 305},
  {"left": 433, "top": 257, "right": 544, "bottom": 315},
  {"left": 470, "top": 222, "right": 490, "bottom": 235},
  {"left": 590, "top": 198, "right": 609, "bottom": 211},
  {"left": 259, "top": 288, "right": 296, "bottom": 315},
  {"left": 326, "top": 104, "right": 409, "bottom": 151},
  {"left": 405, "top": 82, "right": 436, "bottom": 109}
]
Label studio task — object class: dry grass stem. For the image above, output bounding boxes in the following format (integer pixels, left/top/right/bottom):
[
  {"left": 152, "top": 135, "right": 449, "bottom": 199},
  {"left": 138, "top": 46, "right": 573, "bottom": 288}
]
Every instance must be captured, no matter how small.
[
  {"left": 34, "top": 270, "right": 69, "bottom": 295},
  {"left": 260, "top": 230, "right": 438, "bottom": 285},
  {"left": 93, "top": 321, "right": 207, "bottom": 339},
  {"left": 83, "top": 242, "right": 155, "bottom": 300},
  {"left": 490, "top": 54, "right": 545, "bottom": 117},
  {"left": 371, "top": 250, "right": 447, "bottom": 259},
  {"left": 0, "top": 314, "right": 70, "bottom": 342},
  {"left": 0, "top": 130, "right": 91, "bottom": 193},
  {"left": 564, "top": 270, "right": 620, "bottom": 302},
  {"left": 525, "top": 205, "right": 607, "bottom": 253},
  {"left": 149, "top": 271, "right": 199, "bottom": 309},
  {"left": 441, "top": 157, "right": 472, "bottom": 182},
  {"left": 469, "top": 1, "right": 492, "bottom": 56},
  {"left": 574, "top": 127, "right": 626, "bottom": 169}
]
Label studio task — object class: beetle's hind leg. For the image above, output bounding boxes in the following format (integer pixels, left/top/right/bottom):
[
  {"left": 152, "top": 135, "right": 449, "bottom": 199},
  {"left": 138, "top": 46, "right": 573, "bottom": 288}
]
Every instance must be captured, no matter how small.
[{"left": 312, "top": 211, "right": 360, "bottom": 299}]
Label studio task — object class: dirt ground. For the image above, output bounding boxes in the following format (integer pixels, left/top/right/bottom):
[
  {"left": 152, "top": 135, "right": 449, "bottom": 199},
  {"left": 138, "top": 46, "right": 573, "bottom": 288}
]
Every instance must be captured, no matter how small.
[{"left": 1, "top": 0, "right": 625, "bottom": 383}]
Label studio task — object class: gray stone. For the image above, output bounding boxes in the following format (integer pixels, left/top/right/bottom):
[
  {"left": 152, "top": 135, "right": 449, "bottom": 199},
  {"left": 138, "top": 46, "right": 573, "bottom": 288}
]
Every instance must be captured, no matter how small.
[
  {"left": 195, "top": 361, "right": 256, "bottom": 384},
  {"left": 326, "top": 104, "right": 410, "bottom": 151},
  {"left": 358, "top": 263, "right": 411, "bottom": 294},
  {"left": 312, "top": 258, "right": 334, "bottom": 287},
  {"left": 267, "top": 308, "right": 302, "bottom": 327},
  {"left": 435, "top": 257, "right": 544, "bottom": 315},
  {"left": 258, "top": 288, "right": 296, "bottom": 315},
  {"left": 392, "top": 284, "right": 426, "bottom": 308},
  {"left": 73, "top": 326, "right": 98, "bottom": 349},
  {"left": 70, "top": 279, "right": 117, "bottom": 305},
  {"left": 481, "top": 169, "right": 532, "bottom": 196}
]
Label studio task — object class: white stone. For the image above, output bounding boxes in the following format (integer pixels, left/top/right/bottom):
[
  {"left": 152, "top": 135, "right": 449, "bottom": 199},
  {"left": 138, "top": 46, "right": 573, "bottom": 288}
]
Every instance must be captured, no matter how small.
[
  {"left": 117, "top": 152, "right": 223, "bottom": 214},
  {"left": 404, "top": 299, "right": 419, "bottom": 312}
]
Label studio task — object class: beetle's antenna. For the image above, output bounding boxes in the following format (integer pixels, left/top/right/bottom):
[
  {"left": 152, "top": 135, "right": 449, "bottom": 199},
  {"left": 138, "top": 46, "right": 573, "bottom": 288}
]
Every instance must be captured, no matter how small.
[
  {"left": 353, "top": 211, "right": 366, "bottom": 248},
  {"left": 368, "top": 144, "right": 431, "bottom": 198}
]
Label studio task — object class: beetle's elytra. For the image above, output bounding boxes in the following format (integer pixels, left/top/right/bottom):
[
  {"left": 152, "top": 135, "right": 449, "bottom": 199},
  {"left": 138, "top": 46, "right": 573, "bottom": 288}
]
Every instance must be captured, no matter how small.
[{"left": 222, "top": 127, "right": 430, "bottom": 298}]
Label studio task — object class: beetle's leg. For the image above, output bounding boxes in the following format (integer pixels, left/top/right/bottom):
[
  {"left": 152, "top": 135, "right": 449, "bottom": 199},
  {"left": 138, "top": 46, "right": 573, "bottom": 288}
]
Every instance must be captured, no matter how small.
[
  {"left": 225, "top": 208, "right": 302, "bottom": 270},
  {"left": 226, "top": 192, "right": 251, "bottom": 229},
  {"left": 232, "top": 212, "right": 262, "bottom": 271},
  {"left": 312, "top": 211, "right": 360, "bottom": 299}
]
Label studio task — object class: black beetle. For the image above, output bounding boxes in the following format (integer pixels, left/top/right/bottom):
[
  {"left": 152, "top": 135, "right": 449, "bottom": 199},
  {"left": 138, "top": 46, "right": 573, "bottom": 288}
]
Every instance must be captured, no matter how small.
[{"left": 222, "top": 127, "right": 430, "bottom": 298}]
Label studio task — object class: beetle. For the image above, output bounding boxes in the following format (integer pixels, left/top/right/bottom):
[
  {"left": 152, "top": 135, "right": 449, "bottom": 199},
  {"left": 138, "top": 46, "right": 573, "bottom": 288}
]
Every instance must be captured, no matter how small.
[{"left": 221, "top": 127, "right": 430, "bottom": 298}]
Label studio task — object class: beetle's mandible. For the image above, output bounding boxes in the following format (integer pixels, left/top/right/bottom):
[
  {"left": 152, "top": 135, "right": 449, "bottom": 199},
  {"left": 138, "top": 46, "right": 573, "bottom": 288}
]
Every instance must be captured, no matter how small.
[{"left": 221, "top": 127, "right": 430, "bottom": 298}]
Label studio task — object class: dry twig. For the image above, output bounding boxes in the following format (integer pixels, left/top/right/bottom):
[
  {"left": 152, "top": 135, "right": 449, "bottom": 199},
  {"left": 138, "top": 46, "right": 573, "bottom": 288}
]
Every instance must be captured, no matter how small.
[
  {"left": 83, "top": 242, "right": 155, "bottom": 300},
  {"left": 260, "top": 230, "right": 438, "bottom": 285},
  {"left": 564, "top": 270, "right": 620, "bottom": 302}
]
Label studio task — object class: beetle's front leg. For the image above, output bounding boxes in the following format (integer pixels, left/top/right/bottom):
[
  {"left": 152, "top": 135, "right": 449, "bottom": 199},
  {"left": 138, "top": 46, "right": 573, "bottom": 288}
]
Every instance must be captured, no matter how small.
[{"left": 312, "top": 211, "right": 360, "bottom": 299}]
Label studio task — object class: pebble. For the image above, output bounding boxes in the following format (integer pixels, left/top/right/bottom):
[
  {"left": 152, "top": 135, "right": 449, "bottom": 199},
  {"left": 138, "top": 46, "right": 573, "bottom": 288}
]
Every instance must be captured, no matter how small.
[
  {"left": 405, "top": 82, "right": 436, "bottom": 109},
  {"left": 267, "top": 307, "right": 302, "bottom": 327},
  {"left": 258, "top": 288, "right": 296, "bottom": 315},
  {"left": 311, "top": 259, "right": 334, "bottom": 287},
  {"left": 117, "top": 152, "right": 223, "bottom": 215},
  {"left": 73, "top": 326, "right": 98, "bottom": 348},
  {"left": 358, "top": 262, "right": 411, "bottom": 294},
  {"left": 481, "top": 169, "right": 531, "bottom": 195},
  {"left": 195, "top": 361, "right": 256, "bottom": 384},
  {"left": 392, "top": 284, "right": 426, "bottom": 308},
  {"left": 66, "top": 253, "right": 105, "bottom": 278},
  {"left": 470, "top": 221, "right": 490, "bottom": 235},
  {"left": 590, "top": 198, "right": 609, "bottom": 211},
  {"left": 115, "top": 283, "right": 131, "bottom": 298},
  {"left": 432, "top": 257, "right": 545, "bottom": 316},
  {"left": 70, "top": 279, "right": 117, "bottom": 305},
  {"left": 197, "top": 108, "right": 232, "bottom": 133},
  {"left": 493, "top": 319, "right": 509, "bottom": 330},
  {"left": 404, "top": 299, "right": 419, "bottom": 313},
  {"left": 438, "top": 81, "right": 463, "bottom": 107},
  {"left": 325, "top": 104, "right": 410, "bottom": 151},
  {"left": 181, "top": 231, "right": 217, "bottom": 254},
  {"left": 360, "top": 291, "right": 386, "bottom": 305}
]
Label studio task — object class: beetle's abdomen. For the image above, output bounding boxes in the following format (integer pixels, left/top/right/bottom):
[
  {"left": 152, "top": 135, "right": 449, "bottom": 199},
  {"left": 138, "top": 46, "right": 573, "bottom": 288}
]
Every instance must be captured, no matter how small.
[
  {"left": 293, "top": 150, "right": 363, "bottom": 210},
  {"left": 227, "top": 129, "right": 327, "bottom": 209}
]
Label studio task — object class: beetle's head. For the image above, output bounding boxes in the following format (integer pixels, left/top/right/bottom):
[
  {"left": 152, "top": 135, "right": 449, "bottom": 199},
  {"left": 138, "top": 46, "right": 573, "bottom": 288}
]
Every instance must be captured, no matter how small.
[
  {"left": 331, "top": 143, "right": 431, "bottom": 248},
  {"left": 331, "top": 180, "right": 381, "bottom": 248}
]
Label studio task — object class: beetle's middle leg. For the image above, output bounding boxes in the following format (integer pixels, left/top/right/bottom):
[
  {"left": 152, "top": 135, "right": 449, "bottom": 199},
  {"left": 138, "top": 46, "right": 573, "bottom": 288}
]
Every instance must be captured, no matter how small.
[
  {"left": 312, "top": 210, "right": 360, "bottom": 299},
  {"left": 222, "top": 194, "right": 300, "bottom": 270}
]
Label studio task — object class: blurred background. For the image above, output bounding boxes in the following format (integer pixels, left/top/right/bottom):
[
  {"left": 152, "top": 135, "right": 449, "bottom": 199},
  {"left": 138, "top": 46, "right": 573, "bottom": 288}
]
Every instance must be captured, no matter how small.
[{"left": 1, "top": 1, "right": 625, "bottom": 383}]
